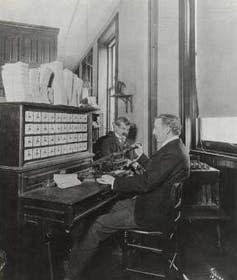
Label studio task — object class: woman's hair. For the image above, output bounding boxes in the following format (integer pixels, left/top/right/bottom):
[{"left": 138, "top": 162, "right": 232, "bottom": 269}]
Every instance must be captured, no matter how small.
[{"left": 157, "top": 114, "right": 181, "bottom": 136}]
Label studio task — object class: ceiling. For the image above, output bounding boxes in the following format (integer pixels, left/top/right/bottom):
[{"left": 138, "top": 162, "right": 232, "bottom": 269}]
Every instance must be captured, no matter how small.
[{"left": 0, "top": 0, "right": 120, "bottom": 69}]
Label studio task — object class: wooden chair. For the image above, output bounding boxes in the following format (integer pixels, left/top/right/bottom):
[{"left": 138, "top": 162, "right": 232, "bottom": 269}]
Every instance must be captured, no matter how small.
[
  {"left": 0, "top": 249, "right": 7, "bottom": 279},
  {"left": 123, "top": 182, "right": 184, "bottom": 279}
]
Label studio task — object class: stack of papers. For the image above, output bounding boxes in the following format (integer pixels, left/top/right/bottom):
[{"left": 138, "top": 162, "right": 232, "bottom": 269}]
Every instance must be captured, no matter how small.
[
  {"left": 63, "top": 69, "right": 73, "bottom": 105},
  {"left": 39, "top": 66, "right": 53, "bottom": 103},
  {"left": 72, "top": 74, "right": 83, "bottom": 106},
  {"left": 82, "top": 86, "right": 89, "bottom": 100},
  {"left": 63, "top": 70, "right": 83, "bottom": 106},
  {"left": 2, "top": 62, "right": 30, "bottom": 102},
  {"left": 54, "top": 174, "right": 81, "bottom": 189},
  {"left": 40, "top": 61, "right": 67, "bottom": 105},
  {"left": 29, "top": 68, "right": 43, "bottom": 102},
  {"left": 2, "top": 60, "right": 86, "bottom": 106},
  {"left": 49, "top": 61, "right": 66, "bottom": 105}
]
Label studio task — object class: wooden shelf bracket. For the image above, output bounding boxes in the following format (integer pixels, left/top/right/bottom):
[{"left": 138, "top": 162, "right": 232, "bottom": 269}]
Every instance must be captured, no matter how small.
[{"left": 111, "top": 94, "right": 133, "bottom": 113}]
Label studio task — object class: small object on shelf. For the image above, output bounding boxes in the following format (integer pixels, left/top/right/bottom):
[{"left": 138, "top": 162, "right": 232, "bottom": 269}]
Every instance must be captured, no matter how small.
[
  {"left": 110, "top": 80, "right": 133, "bottom": 112},
  {"left": 116, "top": 80, "right": 126, "bottom": 94}
]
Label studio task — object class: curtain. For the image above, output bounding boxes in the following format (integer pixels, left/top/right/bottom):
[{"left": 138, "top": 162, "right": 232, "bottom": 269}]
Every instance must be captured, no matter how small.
[{"left": 196, "top": 0, "right": 237, "bottom": 117}]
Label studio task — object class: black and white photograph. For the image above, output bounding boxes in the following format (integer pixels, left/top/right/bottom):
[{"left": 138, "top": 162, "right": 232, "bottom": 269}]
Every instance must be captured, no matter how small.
[{"left": 0, "top": 0, "right": 236, "bottom": 279}]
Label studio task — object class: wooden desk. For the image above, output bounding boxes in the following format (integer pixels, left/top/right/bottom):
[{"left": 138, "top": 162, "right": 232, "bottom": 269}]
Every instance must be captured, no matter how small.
[
  {"left": 183, "top": 164, "right": 228, "bottom": 249},
  {"left": 18, "top": 181, "right": 118, "bottom": 280},
  {"left": 0, "top": 103, "right": 101, "bottom": 280},
  {"left": 20, "top": 181, "right": 118, "bottom": 229}
]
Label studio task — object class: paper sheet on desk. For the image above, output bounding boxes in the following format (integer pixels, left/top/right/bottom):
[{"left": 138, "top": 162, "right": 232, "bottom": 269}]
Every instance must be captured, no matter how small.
[{"left": 54, "top": 174, "right": 81, "bottom": 189}]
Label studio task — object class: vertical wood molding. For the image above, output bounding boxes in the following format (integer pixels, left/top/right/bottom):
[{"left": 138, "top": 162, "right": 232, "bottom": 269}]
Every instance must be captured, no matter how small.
[
  {"left": 114, "top": 14, "right": 119, "bottom": 120},
  {"left": 93, "top": 43, "right": 98, "bottom": 98},
  {"left": 179, "top": 0, "right": 196, "bottom": 149},
  {"left": 106, "top": 42, "right": 110, "bottom": 131},
  {"left": 148, "top": 0, "right": 158, "bottom": 156},
  {"left": 179, "top": 0, "right": 190, "bottom": 146},
  {"left": 179, "top": 0, "right": 186, "bottom": 143},
  {"left": 189, "top": 0, "right": 197, "bottom": 148}
]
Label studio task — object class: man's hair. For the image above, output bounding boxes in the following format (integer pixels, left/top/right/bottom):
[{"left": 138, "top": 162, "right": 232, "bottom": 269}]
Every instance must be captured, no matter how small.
[
  {"left": 157, "top": 114, "right": 181, "bottom": 136},
  {"left": 114, "top": 116, "right": 130, "bottom": 127}
]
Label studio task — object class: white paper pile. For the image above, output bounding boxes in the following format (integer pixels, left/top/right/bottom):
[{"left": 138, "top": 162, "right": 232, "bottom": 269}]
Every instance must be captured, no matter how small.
[
  {"left": 63, "top": 69, "right": 73, "bottom": 105},
  {"left": 40, "top": 61, "right": 67, "bottom": 105},
  {"left": 54, "top": 174, "right": 81, "bottom": 189},
  {"left": 39, "top": 66, "right": 53, "bottom": 103},
  {"left": 2, "top": 60, "right": 85, "bottom": 107},
  {"left": 29, "top": 68, "right": 43, "bottom": 102},
  {"left": 49, "top": 61, "right": 66, "bottom": 105},
  {"left": 72, "top": 74, "right": 83, "bottom": 106},
  {"left": 2, "top": 62, "right": 30, "bottom": 102},
  {"left": 82, "top": 87, "right": 89, "bottom": 100}
]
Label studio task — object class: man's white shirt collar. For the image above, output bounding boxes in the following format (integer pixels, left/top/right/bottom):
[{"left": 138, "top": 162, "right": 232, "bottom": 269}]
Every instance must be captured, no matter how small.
[{"left": 159, "top": 136, "right": 179, "bottom": 150}]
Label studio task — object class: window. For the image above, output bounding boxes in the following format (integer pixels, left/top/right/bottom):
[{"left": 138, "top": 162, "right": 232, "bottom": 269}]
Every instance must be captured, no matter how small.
[
  {"left": 97, "top": 14, "right": 118, "bottom": 133},
  {"left": 197, "top": 1, "right": 237, "bottom": 155},
  {"left": 81, "top": 49, "right": 93, "bottom": 96},
  {"left": 199, "top": 118, "right": 237, "bottom": 155},
  {"left": 75, "top": 48, "right": 93, "bottom": 96},
  {"left": 180, "top": 0, "right": 237, "bottom": 155}
]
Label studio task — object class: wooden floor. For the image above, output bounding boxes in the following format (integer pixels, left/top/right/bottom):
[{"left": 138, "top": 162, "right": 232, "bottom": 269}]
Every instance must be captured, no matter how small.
[
  {"left": 82, "top": 222, "right": 236, "bottom": 280},
  {"left": 49, "top": 221, "right": 235, "bottom": 280},
  {"left": 3, "top": 221, "right": 236, "bottom": 280}
]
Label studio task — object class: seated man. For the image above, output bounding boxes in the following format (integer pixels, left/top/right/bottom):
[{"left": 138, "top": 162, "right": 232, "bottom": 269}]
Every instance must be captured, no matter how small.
[
  {"left": 93, "top": 116, "right": 130, "bottom": 160},
  {"left": 65, "top": 114, "right": 190, "bottom": 280}
]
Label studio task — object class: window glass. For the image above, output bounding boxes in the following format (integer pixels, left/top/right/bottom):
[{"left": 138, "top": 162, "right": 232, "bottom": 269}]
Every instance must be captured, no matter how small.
[{"left": 200, "top": 117, "right": 237, "bottom": 154}]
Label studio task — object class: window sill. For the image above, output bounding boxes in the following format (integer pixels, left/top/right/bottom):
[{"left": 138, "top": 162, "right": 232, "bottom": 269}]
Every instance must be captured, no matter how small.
[{"left": 191, "top": 149, "right": 237, "bottom": 168}]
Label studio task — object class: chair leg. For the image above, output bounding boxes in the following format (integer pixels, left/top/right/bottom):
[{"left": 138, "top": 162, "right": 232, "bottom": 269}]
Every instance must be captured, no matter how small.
[
  {"left": 46, "top": 240, "right": 54, "bottom": 280},
  {"left": 167, "top": 226, "right": 186, "bottom": 280},
  {"left": 178, "top": 223, "right": 187, "bottom": 276},
  {"left": 122, "top": 231, "right": 130, "bottom": 280}
]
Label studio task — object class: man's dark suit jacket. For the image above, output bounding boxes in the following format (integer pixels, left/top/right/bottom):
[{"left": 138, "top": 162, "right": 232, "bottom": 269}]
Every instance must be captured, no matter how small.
[{"left": 113, "top": 138, "right": 190, "bottom": 231}]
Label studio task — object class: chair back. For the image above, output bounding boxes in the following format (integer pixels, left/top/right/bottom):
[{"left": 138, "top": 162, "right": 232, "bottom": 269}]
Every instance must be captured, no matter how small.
[
  {"left": 123, "top": 181, "right": 186, "bottom": 279},
  {"left": 0, "top": 249, "right": 6, "bottom": 277}
]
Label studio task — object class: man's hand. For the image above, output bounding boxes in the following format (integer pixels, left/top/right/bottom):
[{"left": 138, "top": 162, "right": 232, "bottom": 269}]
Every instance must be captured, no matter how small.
[
  {"left": 96, "top": 174, "right": 115, "bottom": 187},
  {"left": 132, "top": 143, "right": 143, "bottom": 159},
  {"left": 126, "top": 159, "right": 139, "bottom": 168}
]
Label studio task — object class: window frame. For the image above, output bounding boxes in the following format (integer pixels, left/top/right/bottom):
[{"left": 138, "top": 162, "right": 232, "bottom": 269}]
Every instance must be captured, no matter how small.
[
  {"left": 180, "top": 0, "right": 237, "bottom": 157},
  {"left": 74, "top": 48, "right": 93, "bottom": 96},
  {"left": 81, "top": 48, "right": 93, "bottom": 96},
  {"left": 107, "top": 37, "right": 116, "bottom": 131},
  {"left": 97, "top": 14, "right": 119, "bottom": 133}
]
